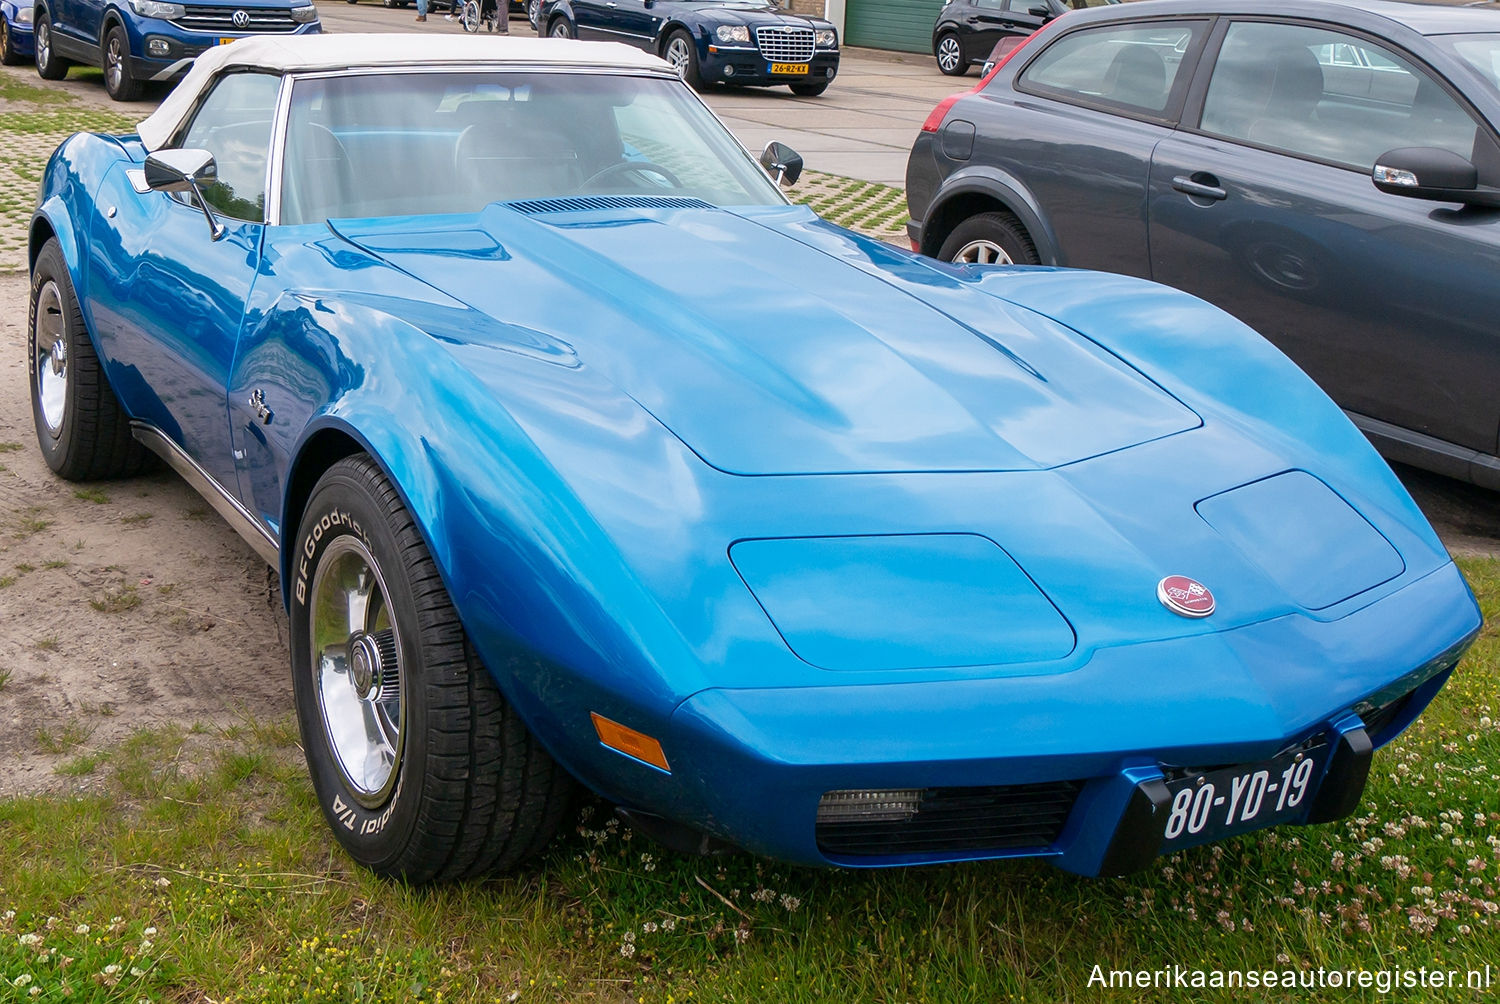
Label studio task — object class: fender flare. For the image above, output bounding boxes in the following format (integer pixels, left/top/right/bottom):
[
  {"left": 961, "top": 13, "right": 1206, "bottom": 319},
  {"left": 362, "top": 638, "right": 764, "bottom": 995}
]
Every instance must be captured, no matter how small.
[{"left": 921, "top": 167, "right": 1061, "bottom": 265}]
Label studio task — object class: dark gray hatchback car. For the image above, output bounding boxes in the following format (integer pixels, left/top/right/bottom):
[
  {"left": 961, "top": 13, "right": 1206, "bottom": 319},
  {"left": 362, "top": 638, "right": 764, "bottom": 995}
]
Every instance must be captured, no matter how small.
[{"left": 906, "top": 0, "right": 1500, "bottom": 489}]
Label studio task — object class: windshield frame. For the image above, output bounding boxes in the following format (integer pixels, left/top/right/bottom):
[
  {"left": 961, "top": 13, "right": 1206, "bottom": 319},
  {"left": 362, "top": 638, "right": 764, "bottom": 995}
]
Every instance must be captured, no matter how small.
[
  {"left": 266, "top": 63, "right": 789, "bottom": 225},
  {"left": 1430, "top": 32, "right": 1500, "bottom": 105}
]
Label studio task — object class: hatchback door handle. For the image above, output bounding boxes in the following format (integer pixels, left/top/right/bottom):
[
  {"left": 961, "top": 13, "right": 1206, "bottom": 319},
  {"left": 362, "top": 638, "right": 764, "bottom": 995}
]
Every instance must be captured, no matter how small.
[{"left": 1172, "top": 175, "right": 1227, "bottom": 201}]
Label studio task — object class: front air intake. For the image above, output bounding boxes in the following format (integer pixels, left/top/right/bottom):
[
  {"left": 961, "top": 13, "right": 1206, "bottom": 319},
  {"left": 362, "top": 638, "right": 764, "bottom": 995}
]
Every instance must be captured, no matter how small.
[{"left": 816, "top": 781, "right": 1082, "bottom": 857}]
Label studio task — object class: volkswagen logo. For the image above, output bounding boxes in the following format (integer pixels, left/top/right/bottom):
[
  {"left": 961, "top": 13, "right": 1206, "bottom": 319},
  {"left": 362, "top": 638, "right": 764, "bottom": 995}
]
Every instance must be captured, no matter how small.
[
  {"left": 1157, "top": 575, "right": 1215, "bottom": 618},
  {"left": 231, "top": 9, "right": 250, "bottom": 27}
]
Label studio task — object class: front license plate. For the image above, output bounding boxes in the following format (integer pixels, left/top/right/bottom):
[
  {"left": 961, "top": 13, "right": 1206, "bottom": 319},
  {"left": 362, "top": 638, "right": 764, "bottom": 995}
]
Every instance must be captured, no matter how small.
[
  {"left": 1161, "top": 742, "right": 1327, "bottom": 849},
  {"left": 769, "top": 62, "right": 810, "bottom": 75},
  {"left": 219, "top": 36, "right": 238, "bottom": 45}
]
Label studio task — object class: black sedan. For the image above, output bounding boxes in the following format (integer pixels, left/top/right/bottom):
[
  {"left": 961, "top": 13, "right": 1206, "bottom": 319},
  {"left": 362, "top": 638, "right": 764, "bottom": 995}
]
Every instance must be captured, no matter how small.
[
  {"left": 538, "top": 0, "right": 838, "bottom": 95},
  {"left": 907, "top": 0, "right": 1500, "bottom": 489},
  {"left": 933, "top": 0, "right": 1117, "bottom": 76}
]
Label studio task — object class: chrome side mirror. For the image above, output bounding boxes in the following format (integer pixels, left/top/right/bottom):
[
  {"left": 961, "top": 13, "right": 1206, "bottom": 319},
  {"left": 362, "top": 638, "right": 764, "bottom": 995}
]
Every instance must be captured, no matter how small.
[
  {"left": 144, "top": 148, "right": 226, "bottom": 241},
  {"left": 759, "top": 141, "right": 803, "bottom": 187}
]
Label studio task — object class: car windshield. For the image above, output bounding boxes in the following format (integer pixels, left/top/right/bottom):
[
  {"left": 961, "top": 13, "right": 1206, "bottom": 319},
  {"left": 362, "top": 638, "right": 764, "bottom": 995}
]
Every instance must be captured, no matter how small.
[
  {"left": 1432, "top": 32, "right": 1500, "bottom": 97},
  {"left": 279, "top": 70, "right": 784, "bottom": 224}
]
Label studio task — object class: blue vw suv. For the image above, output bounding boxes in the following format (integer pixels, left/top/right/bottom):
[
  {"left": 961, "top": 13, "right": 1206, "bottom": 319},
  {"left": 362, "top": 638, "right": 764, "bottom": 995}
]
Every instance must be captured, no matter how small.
[{"left": 34, "top": 0, "right": 319, "bottom": 100}]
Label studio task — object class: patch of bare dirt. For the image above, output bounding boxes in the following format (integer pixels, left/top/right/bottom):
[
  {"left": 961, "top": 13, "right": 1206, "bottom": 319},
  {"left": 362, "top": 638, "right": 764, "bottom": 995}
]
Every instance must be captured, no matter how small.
[{"left": 0, "top": 274, "right": 287, "bottom": 797}]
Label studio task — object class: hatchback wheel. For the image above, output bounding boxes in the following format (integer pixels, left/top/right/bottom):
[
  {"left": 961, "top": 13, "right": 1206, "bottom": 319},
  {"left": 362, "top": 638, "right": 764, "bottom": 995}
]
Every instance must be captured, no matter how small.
[
  {"left": 35, "top": 13, "right": 69, "bottom": 80},
  {"left": 938, "top": 212, "right": 1039, "bottom": 266},
  {"left": 102, "top": 24, "right": 143, "bottom": 101}
]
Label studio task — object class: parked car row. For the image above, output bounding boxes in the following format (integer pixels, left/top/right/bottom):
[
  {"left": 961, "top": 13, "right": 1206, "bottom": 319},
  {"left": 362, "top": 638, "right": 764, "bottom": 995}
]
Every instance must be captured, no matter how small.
[{"left": 909, "top": 0, "right": 1500, "bottom": 490}]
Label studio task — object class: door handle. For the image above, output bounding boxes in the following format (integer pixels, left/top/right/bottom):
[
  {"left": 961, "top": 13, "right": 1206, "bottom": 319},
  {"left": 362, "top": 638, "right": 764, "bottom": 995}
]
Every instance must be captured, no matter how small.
[{"left": 1172, "top": 175, "right": 1227, "bottom": 201}]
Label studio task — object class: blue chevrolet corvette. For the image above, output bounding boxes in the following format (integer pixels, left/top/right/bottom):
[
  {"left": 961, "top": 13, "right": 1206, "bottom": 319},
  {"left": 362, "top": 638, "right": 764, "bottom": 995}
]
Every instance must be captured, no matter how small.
[{"left": 28, "top": 34, "right": 1480, "bottom": 883}]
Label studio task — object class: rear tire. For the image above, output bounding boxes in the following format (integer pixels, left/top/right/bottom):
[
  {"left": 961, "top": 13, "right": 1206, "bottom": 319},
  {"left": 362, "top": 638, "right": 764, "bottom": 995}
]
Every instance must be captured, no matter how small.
[
  {"left": 291, "top": 455, "right": 575, "bottom": 883},
  {"left": 936, "top": 31, "right": 967, "bottom": 76},
  {"left": 548, "top": 15, "right": 573, "bottom": 37},
  {"left": 35, "top": 12, "right": 69, "bottom": 80},
  {"left": 102, "top": 24, "right": 142, "bottom": 101},
  {"left": 937, "top": 211, "right": 1039, "bottom": 266},
  {"left": 29, "top": 239, "right": 152, "bottom": 481}
]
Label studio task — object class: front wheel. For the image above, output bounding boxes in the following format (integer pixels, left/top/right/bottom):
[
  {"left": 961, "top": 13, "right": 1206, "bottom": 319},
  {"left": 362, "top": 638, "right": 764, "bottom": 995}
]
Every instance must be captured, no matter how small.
[
  {"left": 291, "top": 455, "right": 575, "bottom": 883},
  {"left": 789, "top": 80, "right": 829, "bottom": 97},
  {"left": 548, "top": 15, "right": 573, "bottom": 37},
  {"left": 34, "top": 13, "right": 69, "bottom": 80},
  {"left": 935, "top": 31, "right": 967, "bottom": 76},
  {"left": 937, "top": 211, "right": 1039, "bottom": 266},
  {"left": 1, "top": 17, "right": 21, "bottom": 66},
  {"left": 662, "top": 29, "right": 703, "bottom": 90},
  {"left": 102, "top": 24, "right": 142, "bottom": 101}
]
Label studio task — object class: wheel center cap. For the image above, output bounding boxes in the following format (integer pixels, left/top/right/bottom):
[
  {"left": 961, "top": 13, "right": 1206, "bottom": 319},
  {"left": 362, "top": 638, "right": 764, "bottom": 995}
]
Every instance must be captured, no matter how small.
[
  {"left": 50, "top": 339, "right": 66, "bottom": 376},
  {"left": 348, "top": 633, "right": 382, "bottom": 700}
]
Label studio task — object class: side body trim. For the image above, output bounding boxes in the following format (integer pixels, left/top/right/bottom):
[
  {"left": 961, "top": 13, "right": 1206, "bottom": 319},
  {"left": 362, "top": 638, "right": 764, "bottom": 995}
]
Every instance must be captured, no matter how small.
[{"left": 131, "top": 421, "right": 280, "bottom": 565}]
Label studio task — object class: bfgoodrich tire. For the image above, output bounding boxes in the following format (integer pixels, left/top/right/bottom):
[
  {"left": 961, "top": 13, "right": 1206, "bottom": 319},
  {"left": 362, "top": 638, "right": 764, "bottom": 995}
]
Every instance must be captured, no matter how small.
[
  {"left": 29, "top": 239, "right": 151, "bottom": 480},
  {"left": 290, "top": 455, "right": 575, "bottom": 883},
  {"left": 937, "top": 211, "right": 1040, "bottom": 266}
]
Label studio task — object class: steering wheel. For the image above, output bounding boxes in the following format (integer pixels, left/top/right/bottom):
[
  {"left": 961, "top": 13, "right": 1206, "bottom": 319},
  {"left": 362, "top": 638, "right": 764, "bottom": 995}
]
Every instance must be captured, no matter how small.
[{"left": 579, "top": 160, "right": 682, "bottom": 192}]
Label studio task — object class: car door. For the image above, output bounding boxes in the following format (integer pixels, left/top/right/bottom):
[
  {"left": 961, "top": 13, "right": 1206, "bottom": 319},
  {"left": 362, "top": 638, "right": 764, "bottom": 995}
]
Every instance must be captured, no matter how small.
[
  {"left": 962, "top": 0, "right": 1015, "bottom": 64},
  {"left": 1148, "top": 19, "right": 1500, "bottom": 457},
  {"left": 85, "top": 70, "right": 283, "bottom": 492},
  {"left": 600, "top": 0, "right": 660, "bottom": 49},
  {"left": 998, "top": 17, "right": 1209, "bottom": 277},
  {"left": 570, "top": 0, "right": 613, "bottom": 40}
]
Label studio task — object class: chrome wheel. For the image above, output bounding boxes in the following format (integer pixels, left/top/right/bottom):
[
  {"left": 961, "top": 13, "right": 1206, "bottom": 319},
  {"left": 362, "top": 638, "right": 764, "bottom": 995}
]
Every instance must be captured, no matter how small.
[
  {"left": 104, "top": 32, "right": 123, "bottom": 92},
  {"left": 951, "top": 239, "right": 1014, "bottom": 265},
  {"left": 549, "top": 17, "right": 570, "bottom": 36},
  {"left": 310, "top": 537, "right": 405, "bottom": 808},
  {"left": 665, "top": 35, "right": 691, "bottom": 76},
  {"left": 35, "top": 20, "right": 49, "bottom": 68},
  {"left": 937, "top": 34, "right": 963, "bottom": 74},
  {"left": 33, "top": 279, "right": 69, "bottom": 436}
]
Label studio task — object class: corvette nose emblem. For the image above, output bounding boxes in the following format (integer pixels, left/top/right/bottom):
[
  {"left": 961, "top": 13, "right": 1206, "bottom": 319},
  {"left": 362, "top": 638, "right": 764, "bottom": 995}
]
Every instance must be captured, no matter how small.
[
  {"left": 1158, "top": 575, "right": 1215, "bottom": 618},
  {"left": 232, "top": 9, "right": 250, "bottom": 27}
]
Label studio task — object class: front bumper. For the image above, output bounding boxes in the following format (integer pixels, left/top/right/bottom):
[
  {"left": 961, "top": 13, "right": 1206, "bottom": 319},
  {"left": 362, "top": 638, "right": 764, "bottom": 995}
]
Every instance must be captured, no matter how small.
[
  {"left": 126, "top": 19, "right": 320, "bottom": 82},
  {"left": 637, "top": 560, "right": 1478, "bottom": 874},
  {"left": 700, "top": 45, "right": 838, "bottom": 87}
]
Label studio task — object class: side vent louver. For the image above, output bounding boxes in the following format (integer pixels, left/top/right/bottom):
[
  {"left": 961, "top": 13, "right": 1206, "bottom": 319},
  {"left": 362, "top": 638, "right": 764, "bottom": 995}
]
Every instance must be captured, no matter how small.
[{"left": 506, "top": 195, "right": 715, "bottom": 215}]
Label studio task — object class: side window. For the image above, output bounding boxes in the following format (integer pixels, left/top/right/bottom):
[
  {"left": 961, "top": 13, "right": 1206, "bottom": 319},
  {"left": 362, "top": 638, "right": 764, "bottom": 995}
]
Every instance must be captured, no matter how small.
[
  {"left": 1017, "top": 21, "right": 1206, "bottom": 117},
  {"left": 972, "top": 0, "right": 1005, "bottom": 10},
  {"left": 1199, "top": 22, "right": 1479, "bottom": 170},
  {"left": 178, "top": 72, "right": 283, "bottom": 223}
]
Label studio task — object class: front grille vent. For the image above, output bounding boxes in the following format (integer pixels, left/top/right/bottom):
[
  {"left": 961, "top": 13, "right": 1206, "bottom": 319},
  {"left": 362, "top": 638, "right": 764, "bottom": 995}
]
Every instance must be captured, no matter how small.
[
  {"left": 755, "top": 25, "right": 815, "bottom": 62},
  {"left": 175, "top": 5, "right": 300, "bottom": 32},
  {"left": 816, "top": 781, "right": 1082, "bottom": 857},
  {"left": 505, "top": 195, "right": 714, "bottom": 215}
]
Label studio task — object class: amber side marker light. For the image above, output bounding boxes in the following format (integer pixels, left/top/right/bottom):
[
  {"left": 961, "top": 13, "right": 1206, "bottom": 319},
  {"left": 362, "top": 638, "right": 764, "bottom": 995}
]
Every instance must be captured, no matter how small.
[{"left": 591, "top": 712, "right": 671, "bottom": 773}]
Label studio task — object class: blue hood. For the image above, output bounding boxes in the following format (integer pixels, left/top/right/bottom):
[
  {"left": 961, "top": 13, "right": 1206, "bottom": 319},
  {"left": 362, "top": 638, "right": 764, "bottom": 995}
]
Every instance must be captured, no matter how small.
[{"left": 334, "top": 202, "right": 1198, "bottom": 476}]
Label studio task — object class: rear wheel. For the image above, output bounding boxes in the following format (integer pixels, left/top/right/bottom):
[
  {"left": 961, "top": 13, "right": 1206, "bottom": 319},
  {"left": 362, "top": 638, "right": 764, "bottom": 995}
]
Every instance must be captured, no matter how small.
[
  {"left": 548, "top": 15, "right": 572, "bottom": 37},
  {"left": 35, "top": 12, "right": 69, "bottom": 80},
  {"left": 937, "top": 211, "right": 1039, "bottom": 266},
  {"left": 291, "top": 455, "right": 575, "bottom": 882},
  {"left": 936, "top": 31, "right": 966, "bottom": 76},
  {"left": 662, "top": 29, "right": 702, "bottom": 90},
  {"left": 102, "top": 24, "right": 142, "bottom": 101},
  {"left": 29, "top": 239, "right": 152, "bottom": 480}
]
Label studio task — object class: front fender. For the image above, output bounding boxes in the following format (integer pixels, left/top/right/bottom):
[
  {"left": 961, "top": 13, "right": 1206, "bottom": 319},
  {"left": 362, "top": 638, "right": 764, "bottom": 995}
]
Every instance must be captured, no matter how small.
[{"left": 31, "top": 132, "right": 132, "bottom": 331}]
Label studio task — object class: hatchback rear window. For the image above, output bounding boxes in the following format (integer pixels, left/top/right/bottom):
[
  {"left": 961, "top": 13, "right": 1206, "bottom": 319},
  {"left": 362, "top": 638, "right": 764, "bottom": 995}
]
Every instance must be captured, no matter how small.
[{"left": 1018, "top": 21, "right": 1205, "bottom": 116}]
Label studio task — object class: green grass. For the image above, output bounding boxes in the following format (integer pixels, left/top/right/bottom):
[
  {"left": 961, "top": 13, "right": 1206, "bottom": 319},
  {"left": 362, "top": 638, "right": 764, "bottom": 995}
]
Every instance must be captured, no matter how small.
[
  {"left": 0, "top": 558, "right": 1496, "bottom": 1003},
  {"left": 88, "top": 585, "right": 141, "bottom": 614},
  {"left": 73, "top": 487, "right": 111, "bottom": 504},
  {"left": 0, "top": 441, "right": 21, "bottom": 453}
]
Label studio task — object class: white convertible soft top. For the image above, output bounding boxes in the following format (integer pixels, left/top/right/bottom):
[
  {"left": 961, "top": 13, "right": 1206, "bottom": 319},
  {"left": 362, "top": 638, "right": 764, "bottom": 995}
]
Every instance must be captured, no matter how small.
[{"left": 137, "top": 33, "right": 671, "bottom": 150}]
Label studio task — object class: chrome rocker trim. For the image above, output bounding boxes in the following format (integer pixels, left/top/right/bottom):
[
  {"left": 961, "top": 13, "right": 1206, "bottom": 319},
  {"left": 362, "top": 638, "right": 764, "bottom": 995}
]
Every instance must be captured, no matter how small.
[{"left": 130, "top": 421, "right": 279, "bottom": 565}]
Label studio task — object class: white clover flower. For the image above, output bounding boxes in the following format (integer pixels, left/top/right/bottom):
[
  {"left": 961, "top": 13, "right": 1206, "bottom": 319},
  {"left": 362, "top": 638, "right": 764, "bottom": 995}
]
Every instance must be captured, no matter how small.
[
  {"left": 130, "top": 967, "right": 146, "bottom": 977},
  {"left": 779, "top": 894, "right": 801, "bottom": 912},
  {"left": 153, "top": 878, "right": 171, "bottom": 888},
  {"left": 12, "top": 974, "right": 33, "bottom": 987},
  {"left": 18, "top": 933, "right": 41, "bottom": 947},
  {"left": 619, "top": 942, "right": 636, "bottom": 958},
  {"left": 103, "top": 964, "right": 121, "bottom": 975},
  {"left": 74, "top": 924, "right": 90, "bottom": 935},
  {"left": 142, "top": 927, "right": 157, "bottom": 937},
  {"left": 2, "top": 910, "right": 14, "bottom": 921},
  {"left": 661, "top": 917, "right": 677, "bottom": 932}
]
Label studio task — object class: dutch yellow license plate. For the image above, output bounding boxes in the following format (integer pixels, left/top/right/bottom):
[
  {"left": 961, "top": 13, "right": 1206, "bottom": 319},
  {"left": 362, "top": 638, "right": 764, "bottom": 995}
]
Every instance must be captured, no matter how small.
[
  {"left": 219, "top": 36, "right": 238, "bottom": 44},
  {"left": 769, "top": 62, "right": 809, "bottom": 75}
]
